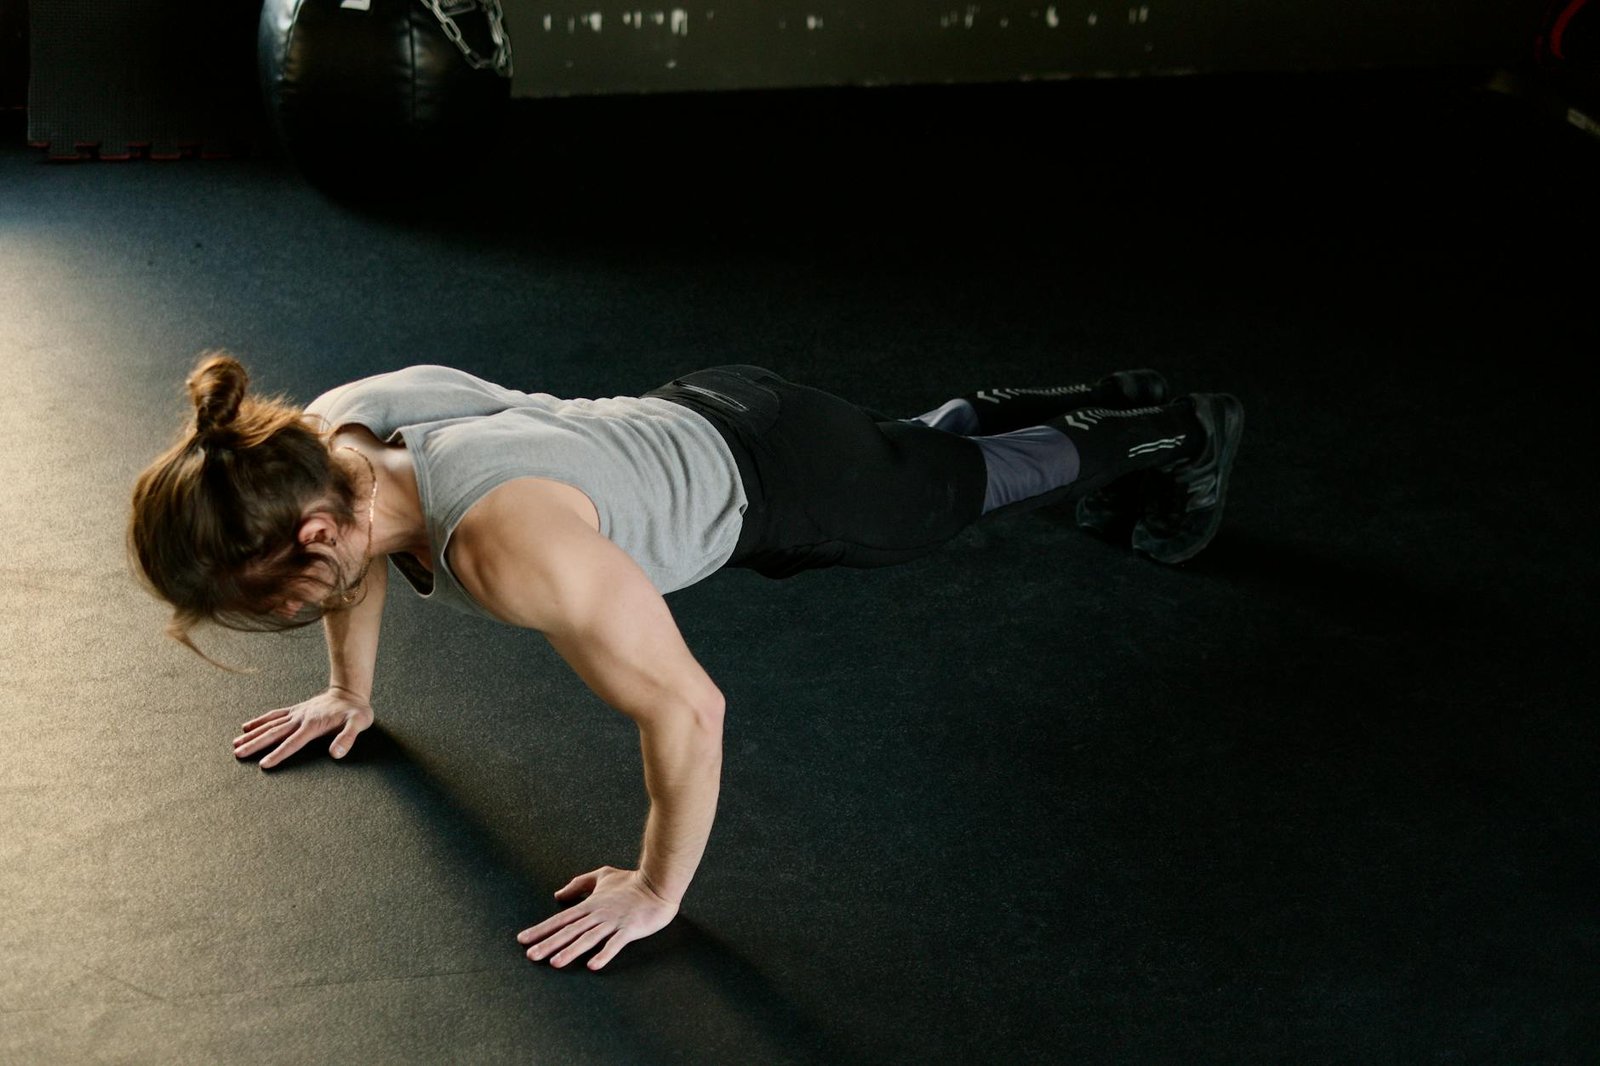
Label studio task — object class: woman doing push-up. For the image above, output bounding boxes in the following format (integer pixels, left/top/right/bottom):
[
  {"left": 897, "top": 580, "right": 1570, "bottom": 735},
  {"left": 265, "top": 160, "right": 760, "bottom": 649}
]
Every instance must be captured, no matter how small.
[{"left": 128, "top": 355, "right": 1243, "bottom": 972}]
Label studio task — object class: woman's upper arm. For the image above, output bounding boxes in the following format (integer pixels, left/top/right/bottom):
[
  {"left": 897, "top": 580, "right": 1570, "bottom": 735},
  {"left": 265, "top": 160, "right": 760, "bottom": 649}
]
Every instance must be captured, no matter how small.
[{"left": 450, "top": 481, "right": 722, "bottom": 721}]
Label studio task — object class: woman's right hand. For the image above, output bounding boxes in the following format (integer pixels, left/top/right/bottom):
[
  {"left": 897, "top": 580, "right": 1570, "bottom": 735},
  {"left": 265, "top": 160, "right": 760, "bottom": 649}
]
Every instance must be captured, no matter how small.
[{"left": 233, "top": 687, "right": 374, "bottom": 769}]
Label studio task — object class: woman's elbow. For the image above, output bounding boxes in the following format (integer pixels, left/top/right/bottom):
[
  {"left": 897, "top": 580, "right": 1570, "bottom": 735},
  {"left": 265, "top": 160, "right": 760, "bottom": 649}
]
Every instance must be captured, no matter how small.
[
  {"left": 693, "top": 686, "right": 726, "bottom": 733},
  {"left": 638, "top": 677, "right": 723, "bottom": 734}
]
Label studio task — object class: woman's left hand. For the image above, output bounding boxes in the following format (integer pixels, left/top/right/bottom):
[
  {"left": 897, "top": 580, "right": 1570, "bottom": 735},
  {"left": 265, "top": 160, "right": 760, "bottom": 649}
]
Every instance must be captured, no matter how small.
[{"left": 516, "top": 866, "right": 679, "bottom": 971}]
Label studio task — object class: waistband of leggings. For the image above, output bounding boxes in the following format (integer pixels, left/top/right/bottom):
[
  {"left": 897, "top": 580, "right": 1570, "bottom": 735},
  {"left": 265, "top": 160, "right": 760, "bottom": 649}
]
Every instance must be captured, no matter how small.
[{"left": 646, "top": 388, "right": 767, "bottom": 562}]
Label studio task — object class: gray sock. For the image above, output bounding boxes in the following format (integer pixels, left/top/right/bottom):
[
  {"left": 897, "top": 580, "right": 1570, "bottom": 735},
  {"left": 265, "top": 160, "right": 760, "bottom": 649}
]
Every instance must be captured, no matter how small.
[
  {"left": 972, "top": 426, "right": 1080, "bottom": 514},
  {"left": 905, "top": 403, "right": 1082, "bottom": 513}
]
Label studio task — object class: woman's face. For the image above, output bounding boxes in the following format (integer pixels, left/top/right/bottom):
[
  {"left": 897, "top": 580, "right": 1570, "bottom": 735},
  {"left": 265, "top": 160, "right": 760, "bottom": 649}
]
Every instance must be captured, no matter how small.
[
  {"left": 270, "top": 547, "right": 354, "bottom": 620},
  {"left": 272, "top": 570, "right": 333, "bottom": 619}
]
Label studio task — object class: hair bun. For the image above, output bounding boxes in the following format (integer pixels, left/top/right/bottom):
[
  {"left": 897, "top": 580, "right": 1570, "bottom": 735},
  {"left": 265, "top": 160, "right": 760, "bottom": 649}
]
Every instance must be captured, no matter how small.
[{"left": 187, "top": 352, "right": 249, "bottom": 441}]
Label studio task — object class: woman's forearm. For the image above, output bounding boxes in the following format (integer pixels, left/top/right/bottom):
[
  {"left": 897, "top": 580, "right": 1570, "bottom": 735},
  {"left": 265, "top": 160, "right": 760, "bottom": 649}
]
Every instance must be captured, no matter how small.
[
  {"left": 635, "top": 703, "right": 725, "bottom": 905},
  {"left": 323, "top": 560, "right": 388, "bottom": 701}
]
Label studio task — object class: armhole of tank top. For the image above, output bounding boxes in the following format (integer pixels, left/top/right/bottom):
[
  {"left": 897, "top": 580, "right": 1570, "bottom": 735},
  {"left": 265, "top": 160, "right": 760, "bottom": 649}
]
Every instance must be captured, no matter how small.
[{"left": 389, "top": 551, "right": 434, "bottom": 595}]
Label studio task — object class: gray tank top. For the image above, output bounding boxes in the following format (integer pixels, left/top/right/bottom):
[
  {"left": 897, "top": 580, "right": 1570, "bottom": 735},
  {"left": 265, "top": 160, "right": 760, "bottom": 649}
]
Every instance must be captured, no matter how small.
[{"left": 304, "top": 365, "right": 748, "bottom": 619}]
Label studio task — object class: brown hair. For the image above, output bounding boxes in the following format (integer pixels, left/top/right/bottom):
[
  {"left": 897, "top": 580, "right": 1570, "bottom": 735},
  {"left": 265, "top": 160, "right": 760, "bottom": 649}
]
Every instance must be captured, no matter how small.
[{"left": 127, "top": 351, "right": 360, "bottom": 668}]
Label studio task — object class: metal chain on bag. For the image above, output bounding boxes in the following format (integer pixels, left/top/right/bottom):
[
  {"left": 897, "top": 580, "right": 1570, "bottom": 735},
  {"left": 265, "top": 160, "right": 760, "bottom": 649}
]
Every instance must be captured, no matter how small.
[{"left": 417, "top": 0, "right": 514, "bottom": 77}]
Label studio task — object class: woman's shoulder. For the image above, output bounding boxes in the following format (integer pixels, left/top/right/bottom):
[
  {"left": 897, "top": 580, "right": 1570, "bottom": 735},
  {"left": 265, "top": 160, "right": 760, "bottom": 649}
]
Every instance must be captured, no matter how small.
[
  {"left": 307, "top": 363, "right": 477, "bottom": 408},
  {"left": 306, "top": 365, "right": 533, "bottom": 434},
  {"left": 446, "top": 477, "right": 611, "bottom": 628}
]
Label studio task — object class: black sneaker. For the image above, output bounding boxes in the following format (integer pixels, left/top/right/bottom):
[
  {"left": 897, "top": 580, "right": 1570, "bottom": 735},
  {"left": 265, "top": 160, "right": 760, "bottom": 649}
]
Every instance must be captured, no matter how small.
[
  {"left": 963, "top": 368, "right": 1169, "bottom": 433},
  {"left": 1072, "top": 368, "right": 1171, "bottom": 536},
  {"left": 1130, "top": 393, "right": 1245, "bottom": 564},
  {"left": 1099, "top": 368, "right": 1169, "bottom": 407}
]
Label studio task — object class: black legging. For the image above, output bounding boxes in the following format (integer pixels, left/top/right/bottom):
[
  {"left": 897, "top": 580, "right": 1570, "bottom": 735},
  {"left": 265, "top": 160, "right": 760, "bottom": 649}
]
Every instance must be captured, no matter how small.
[{"left": 645, "top": 366, "right": 988, "bottom": 579}]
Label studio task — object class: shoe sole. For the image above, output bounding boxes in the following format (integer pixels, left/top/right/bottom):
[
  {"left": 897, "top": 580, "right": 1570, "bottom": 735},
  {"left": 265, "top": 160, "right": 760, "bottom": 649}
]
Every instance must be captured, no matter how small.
[{"left": 1131, "top": 393, "right": 1244, "bottom": 564}]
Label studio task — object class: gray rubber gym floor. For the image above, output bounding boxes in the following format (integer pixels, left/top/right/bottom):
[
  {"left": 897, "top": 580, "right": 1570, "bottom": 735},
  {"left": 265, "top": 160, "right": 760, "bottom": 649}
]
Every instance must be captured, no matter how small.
[{"left": 2, "top": 72, "right": 1596, "bottom": 1064}]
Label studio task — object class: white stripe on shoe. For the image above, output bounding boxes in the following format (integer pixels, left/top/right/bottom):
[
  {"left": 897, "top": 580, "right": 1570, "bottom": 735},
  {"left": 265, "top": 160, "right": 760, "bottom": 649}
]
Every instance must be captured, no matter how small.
[{"left": 1127, "top": 435, "right": 1187, "bottom": 457}]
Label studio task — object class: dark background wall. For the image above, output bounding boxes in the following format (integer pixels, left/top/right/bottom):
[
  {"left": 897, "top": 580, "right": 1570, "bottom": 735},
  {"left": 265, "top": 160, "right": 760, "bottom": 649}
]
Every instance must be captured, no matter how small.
[
  {"left": 20, "top": 0, "right": 1562, "bottom": 158},
  {"left": 1, "top": 0, "right": 27, "bottom": 110},
  {"left": 24, "top": 0, "right": 261, "bottom": 158},
  {"left": 504, "top": 0, "right": 1552, "bottom": 96}
]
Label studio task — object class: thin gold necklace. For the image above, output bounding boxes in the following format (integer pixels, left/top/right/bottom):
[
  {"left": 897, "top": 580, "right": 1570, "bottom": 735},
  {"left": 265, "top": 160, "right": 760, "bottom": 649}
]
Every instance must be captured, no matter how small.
[{"left": 335, "top": 446, "right": 378, "bottom": 604}]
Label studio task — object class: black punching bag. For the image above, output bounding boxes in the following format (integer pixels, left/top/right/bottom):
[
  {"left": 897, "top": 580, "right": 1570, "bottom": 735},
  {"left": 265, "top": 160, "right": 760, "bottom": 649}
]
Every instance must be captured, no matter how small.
[{"left": 259, "top": 0, "right": 513, "bottom": 190}]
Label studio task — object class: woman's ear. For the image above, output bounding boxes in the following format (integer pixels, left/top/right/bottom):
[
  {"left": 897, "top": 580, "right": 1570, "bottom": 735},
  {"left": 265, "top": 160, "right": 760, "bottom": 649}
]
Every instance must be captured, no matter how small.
[{"left": 296, "top": 513, "right": 338, "bottom": 548}]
